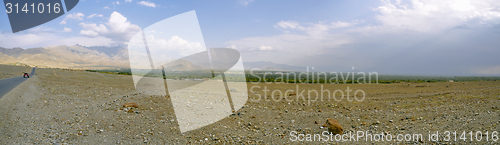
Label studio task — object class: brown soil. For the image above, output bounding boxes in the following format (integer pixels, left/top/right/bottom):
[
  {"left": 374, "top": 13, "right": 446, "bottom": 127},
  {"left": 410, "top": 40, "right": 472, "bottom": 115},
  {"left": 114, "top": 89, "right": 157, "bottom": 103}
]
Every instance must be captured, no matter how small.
[
  {"left": 0, "top": 64, "right": 32, "bottom": 79},
  {"left": 0, "top": 68, "right": 498, "bottom": 144}
]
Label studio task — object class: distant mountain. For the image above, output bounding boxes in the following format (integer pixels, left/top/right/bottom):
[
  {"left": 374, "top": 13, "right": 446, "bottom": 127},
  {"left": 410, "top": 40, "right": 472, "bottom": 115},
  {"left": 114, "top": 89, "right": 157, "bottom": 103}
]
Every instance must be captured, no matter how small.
[
  {"left": 243, "top": 61, "right": 304, "bottom": 71},
  {"left": 0, "top": 47, "right": 47, "bottom": 57},
  {"left": 0, "top": 46, "right": 307, "bottom": 72},
  {"left": 79, "top": 44, "right": 123, "bottom": 57},
  {"left": 0, "top": 45, "right": 129, "bottom": 69},
  {"left": 163, "top": 59, "right": 206, "bottom": 71}
]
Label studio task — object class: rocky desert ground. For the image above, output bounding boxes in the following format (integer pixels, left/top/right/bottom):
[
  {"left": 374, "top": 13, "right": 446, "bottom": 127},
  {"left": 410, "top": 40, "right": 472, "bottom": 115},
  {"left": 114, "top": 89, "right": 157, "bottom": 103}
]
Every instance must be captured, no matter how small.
[
  {"left": 0, "top": 67, "right": 499, "bottom": 144},
  {"left": 0, "top": 64, "right": 32, "bottom": 79}
]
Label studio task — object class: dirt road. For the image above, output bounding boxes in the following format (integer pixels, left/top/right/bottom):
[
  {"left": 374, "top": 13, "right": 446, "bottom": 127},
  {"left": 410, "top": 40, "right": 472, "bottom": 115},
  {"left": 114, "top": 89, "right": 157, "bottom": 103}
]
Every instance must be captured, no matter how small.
[{"left": 0, "top": 67, "right": 35, "bottom": 98}]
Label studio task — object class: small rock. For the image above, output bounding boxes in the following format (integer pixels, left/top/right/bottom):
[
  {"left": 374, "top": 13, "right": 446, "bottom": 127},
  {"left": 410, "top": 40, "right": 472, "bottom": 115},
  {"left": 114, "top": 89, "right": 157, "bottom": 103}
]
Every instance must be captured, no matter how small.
[
  {"left": 326, "top": 118, "right": 343, "bottom": 135},
  {"left": 314, "top": 121, "right": 319, "bottom": 124},
  {"left": 229, "top": 88, "right": 238, "bottom": 92},
  {"left": 123, "top": 103, "right": 139, "bottom": 108}
]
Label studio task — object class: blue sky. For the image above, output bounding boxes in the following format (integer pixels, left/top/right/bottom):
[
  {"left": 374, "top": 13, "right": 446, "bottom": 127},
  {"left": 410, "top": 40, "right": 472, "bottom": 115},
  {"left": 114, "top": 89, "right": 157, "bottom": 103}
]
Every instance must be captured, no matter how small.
[
  {"left": 1, "top": 0, "right": 500, "bottom": 75},
  {"left": 1, "top": 0, "right": 379, "bottom": 47}
]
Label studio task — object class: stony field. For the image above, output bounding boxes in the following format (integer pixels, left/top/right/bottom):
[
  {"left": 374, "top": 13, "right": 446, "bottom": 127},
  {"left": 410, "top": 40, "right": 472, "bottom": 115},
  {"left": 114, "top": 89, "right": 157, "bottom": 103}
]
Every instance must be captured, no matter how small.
[
  {"left": 0, "top": 64, "right": 32, "bottom": 79},
  {"left": 0, "top": 68, "right": 499, "bottom": 144}
]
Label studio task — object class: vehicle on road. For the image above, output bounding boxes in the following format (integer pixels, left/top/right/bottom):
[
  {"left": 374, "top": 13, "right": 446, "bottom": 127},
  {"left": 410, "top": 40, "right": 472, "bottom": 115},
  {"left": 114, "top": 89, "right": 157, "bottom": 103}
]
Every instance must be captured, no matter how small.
[{"left": 23, "top": 73, "right": 29, "bottom": 78}]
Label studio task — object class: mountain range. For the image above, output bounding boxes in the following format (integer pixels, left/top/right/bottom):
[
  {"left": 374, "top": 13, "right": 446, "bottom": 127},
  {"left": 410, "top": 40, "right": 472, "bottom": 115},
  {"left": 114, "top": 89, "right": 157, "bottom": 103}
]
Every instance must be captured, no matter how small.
[
  {"left": 242, "top": 61, "right": 303, "bottom": 71},
  {"left": 0, "top": 45, "right": 129, "bottom": 69},
  {"left": 162, "top": 59, "right": 207, "bottom": 71},
  {"left": 0, "top": 45, "right": 301, "bottom": 71}
]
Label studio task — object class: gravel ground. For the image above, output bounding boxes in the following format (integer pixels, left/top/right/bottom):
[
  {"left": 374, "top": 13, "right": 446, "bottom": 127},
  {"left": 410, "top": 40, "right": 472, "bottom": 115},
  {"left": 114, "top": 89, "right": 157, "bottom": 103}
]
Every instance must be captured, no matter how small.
[
  {"left": 0, "top": 64, "right": 32, "bottom": 79},
  {"left": 0, "top": 68, "right": 499, "bottom": 144}
]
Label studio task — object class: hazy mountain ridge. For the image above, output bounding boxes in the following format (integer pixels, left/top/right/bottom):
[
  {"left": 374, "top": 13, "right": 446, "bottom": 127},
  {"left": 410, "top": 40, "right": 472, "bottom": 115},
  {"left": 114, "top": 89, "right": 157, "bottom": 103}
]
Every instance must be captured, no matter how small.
[
  {"left": 0, "top": 46, "right": 305, "bottom": 71},
  {"left": 0, "top": 45, "right": 129, "bottom": 69},
  {"left": 163, "top": 59, "right": 206, "bottom": 71},
  {"left": 80, "top": 45, "right": 124, "bottom": 57},
  {"left": 243, "top": 61, "right": 303, "bottom": 71},
  {"left": 0, "top": 47, "right": 47, "bottom": 57}
]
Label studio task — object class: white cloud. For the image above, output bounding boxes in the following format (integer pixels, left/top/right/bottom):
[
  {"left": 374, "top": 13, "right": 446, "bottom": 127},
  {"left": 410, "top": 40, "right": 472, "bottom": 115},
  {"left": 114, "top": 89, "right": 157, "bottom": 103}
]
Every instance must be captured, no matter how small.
[
  {"left": 0, "top": 12, "right": 141, "bottom": 48},
  {"left": 331, "top": 21, "right": 354, "bottom": 28},
  {"left": 113, "top": 1, "right": 120, "bottom": 5},
  {"left": 275, "top": 21, "right": 300, "bottom": 29},
  {"left": 240, "top": 0, "right": 254, "bottom": 6},
  {"left": 226, "top": 0, "right": 500, "bottom": 66},
  {"left": 275, "top": 20, "right": 355, "bottom": 35},
  {"left": 60, "top": 12, "right": 85, "bottom": 24},
  {"left": 87, "top": 14, "right": 96, "bottom": 18},
  {"left": 79, "top": 23, "right": 108, "bottom": 33},
  {"left": 227, "top": 20, "right": 355, "bottom": 54},
  {"left": 103, "top": 6, "right": 110, "bottom": 9},
  {"left": 56, "top": 36, "right": 116, "bottom": 47},
  {"left": 373, "top": 0, "right": 500, "bottom": 32},
  {"left": 0, "top": 31, "right": 116, "bottom": 48},
  {"left": 0, "top": 32, "right": 59, "bottom": 48},
  {"left": 475, "top": 66, "right": 500, "bottom": 74},
  {"left": 23, "top": 26, "right": 55, "bottom": 34},
  {"left": 87, "top": 14, "right": 104, "bottom": 18},
  {"left": 125, "top": 0, "right": 133, "bottom": 2},
  {"left": 137, "top": 1, "right": 156, "bottom": 7},
  {"left": 79, "top": 11, "right": 141, "bottom": 43},
  {"left": 146, "top": 35, "right": 205, "bottom": 57},
  {"left": 259, "top": 46, "right": 273, "bottom": 51},
  {"left": 226, "top": 28, "right": 350, "bottom": 54},
  {"left": 63, "top": 27, "right": 72, "bottom": 32},
  {"left": 228, "top": 45, "right": 238, "bottom": 49},
  {"left": 128, "top": 35, "right": 205, "bottom": 69},
  {"left": 79, "top": 30, "right": 99, "bottom": 37}
]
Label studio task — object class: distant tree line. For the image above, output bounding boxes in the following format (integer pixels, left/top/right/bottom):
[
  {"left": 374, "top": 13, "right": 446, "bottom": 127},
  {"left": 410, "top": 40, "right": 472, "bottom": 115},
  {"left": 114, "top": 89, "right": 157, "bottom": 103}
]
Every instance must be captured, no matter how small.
[{"left": 86, "top": 69, "right": 500, "bottom": 83}]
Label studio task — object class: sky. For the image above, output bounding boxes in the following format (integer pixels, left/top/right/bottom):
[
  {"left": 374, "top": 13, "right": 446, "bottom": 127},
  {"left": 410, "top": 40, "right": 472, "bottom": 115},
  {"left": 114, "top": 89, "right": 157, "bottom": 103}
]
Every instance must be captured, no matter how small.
[{"left": 1, "top": 0, "right": 500, "bottom": 75}]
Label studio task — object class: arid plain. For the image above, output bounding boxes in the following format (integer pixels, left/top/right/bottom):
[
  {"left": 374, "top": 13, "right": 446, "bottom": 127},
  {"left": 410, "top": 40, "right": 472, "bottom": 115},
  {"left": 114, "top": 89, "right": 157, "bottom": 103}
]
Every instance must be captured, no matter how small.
[
  {"left": 0, "top": 66, "right": 499, "bottom": 144},
  {"left": 0, "top": 64, "right": 32, "bottom": 80}
]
